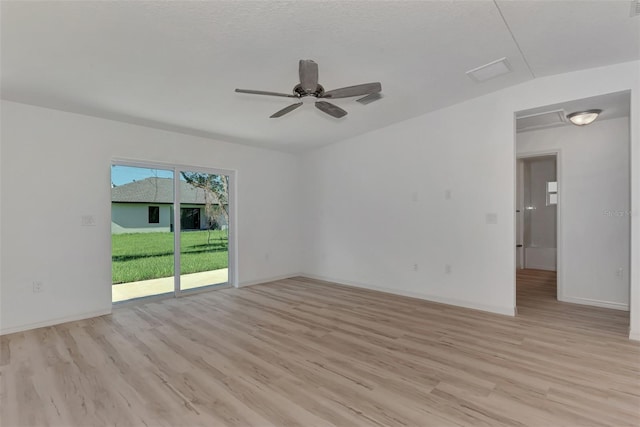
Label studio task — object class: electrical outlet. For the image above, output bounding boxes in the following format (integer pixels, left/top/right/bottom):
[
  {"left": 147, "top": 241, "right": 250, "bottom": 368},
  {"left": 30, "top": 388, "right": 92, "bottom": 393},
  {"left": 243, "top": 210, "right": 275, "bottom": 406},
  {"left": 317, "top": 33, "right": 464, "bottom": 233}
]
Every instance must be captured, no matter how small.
[
  {"left": 33, "top": 281, "right": 44, "bottom": 293},
  {"left": 81, "top": 215, "right": 96, "bottom": 226},
  {"left": 616, "top": 268, "right": 624, "bottom": 278},
  {"left": 445, "top": 189, "right": 452, "bottom": 200},
  {"left": 413, "top": 263, "right": 418, "bottom": 271},
  {"left": 445, "top": 264, "right": 452, "bottom": 274}
]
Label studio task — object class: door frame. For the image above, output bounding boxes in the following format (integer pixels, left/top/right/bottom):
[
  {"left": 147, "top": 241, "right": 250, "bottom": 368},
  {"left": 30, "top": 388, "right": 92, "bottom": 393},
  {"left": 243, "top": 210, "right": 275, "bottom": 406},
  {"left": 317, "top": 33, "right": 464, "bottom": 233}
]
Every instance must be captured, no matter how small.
[
  {"left": 515, "top": 150, "right": 563, "bottom": 303},
  {"left": 111, "top": 159, "right": 237, "bottom": 303},
  {"left": 173, "top": 163, "right": 236, "bottom": 296}
]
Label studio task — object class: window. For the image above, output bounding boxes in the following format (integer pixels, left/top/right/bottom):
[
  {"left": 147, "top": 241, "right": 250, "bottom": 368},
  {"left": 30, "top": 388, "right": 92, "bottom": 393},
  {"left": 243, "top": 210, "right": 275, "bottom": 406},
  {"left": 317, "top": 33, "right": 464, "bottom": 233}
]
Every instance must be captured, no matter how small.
[{"left": 148, "top": 206, "right": 160, "bottom": 223}]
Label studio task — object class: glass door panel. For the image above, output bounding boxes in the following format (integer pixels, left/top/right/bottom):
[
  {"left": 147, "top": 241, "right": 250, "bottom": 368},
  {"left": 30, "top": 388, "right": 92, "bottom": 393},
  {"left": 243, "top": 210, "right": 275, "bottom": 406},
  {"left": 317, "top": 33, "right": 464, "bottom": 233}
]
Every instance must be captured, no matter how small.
[
  {"left": 111, "top": 165, "right": 175, "bottom": 303},
  {"left": 178, "top": 170, "right": 229, "bottom": 292}
]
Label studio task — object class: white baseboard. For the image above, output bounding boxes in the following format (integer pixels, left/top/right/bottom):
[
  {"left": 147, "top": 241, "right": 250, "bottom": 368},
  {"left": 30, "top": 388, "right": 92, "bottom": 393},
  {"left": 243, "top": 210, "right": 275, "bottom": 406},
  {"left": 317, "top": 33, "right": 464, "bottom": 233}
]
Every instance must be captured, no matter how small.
[
  {"left": 300, "top": 273, "right": 515, "bottom": 317},
  {"left": 558, "top": 295, "right": 629, "bottom": 311},
  {"left": 237, "top": 273, "right": 302, "bottom": 288},
  {"left": 523, "top": 263, "right": 556, "bottom": 271},
  {"left": 1, "top": 274, "right": 301, "bottom": 335},
  {"left": 629, "top": 330, "right": 640, "bottom": 341},
  {"left": 0, "top": 308, "right": 113, "bottom": 336}
]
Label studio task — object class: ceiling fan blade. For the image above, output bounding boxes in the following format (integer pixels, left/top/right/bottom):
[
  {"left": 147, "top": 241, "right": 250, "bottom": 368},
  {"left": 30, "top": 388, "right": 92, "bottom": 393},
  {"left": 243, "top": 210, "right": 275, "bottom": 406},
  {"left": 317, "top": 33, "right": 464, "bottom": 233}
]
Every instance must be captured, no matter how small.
[
  {"left": 323, "top": 82, "right": 382, "bottom": 99},
  {"left": 270, "top": 102, "right": 303, "bottom": 118},
  {"left": 315, "top": 101, "right": 347, "bottom": 118},
  {"left": 299, "top": 60, "right": 319, "bottom": 93},
  {"left": 235, "top": 88, "right": 297, "bottom": 98},
  {"left": 356, "top": 92, "right": 383, "bottom": 105}
]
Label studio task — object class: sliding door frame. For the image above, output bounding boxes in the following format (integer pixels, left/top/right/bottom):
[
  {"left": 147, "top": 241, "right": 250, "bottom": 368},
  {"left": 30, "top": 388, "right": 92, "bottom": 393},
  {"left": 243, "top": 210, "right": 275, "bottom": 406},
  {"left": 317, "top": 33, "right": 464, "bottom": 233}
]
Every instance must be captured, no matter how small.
[
  {"left": 111, "top": 159, "right": 237, "bottom": 302},
  {"left": 174, "top": 163, "right": 236, "bottom": 296}
]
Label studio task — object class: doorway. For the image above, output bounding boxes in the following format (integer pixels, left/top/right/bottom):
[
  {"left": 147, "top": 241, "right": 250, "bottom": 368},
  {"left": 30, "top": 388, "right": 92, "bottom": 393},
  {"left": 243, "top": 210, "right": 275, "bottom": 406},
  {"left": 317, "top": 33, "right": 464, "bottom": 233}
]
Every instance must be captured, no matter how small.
[
  {"left": 110, "top": 161, "right": 235, "bottom": 304},
  {"left": 516, "top": 154, "right": 559, "bottom": 303},
  {"left": 180, "top": 208, "right": 201, "bottom": 230},
  {"left": 514, "top": 91, "right": 631, "bottom": 331},
  {"left": 517, "top": 155, "right": 558, "bottom": 271}
]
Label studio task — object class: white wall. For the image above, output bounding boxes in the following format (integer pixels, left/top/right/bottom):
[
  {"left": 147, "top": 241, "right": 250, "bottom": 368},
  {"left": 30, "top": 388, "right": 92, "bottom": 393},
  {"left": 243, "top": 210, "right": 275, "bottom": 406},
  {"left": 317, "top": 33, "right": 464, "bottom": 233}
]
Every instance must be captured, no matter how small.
[
  {"left": 0, "top": 100, "right": 302, "bottom": 334},
  {"left": 301, "top": 61, "right": 639, "bottom": 339},
  {"left": 301, "top": 88, "right": 518, "bottom": 315},
  {"left": 2, "top": 61, "right": 638, "bottom": 340},
  {"left": 518, "top": 118, "right": 630, "bottom": 309}
]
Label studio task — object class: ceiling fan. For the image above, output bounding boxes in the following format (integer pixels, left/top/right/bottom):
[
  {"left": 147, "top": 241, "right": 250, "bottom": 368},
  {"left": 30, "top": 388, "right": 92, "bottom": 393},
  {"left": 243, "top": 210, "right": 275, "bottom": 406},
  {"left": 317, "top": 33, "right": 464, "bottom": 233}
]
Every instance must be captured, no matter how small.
[{"left": 235, "top": 59, "right": 382, "bottom": 119}]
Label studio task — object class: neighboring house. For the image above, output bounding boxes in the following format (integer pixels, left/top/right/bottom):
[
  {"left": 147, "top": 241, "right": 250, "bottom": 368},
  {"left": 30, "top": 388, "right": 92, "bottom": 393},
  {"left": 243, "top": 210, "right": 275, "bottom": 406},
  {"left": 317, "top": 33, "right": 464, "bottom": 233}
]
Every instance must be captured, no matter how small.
[{"left": 111, "top": 177, "right": 226, "bottom": 234}]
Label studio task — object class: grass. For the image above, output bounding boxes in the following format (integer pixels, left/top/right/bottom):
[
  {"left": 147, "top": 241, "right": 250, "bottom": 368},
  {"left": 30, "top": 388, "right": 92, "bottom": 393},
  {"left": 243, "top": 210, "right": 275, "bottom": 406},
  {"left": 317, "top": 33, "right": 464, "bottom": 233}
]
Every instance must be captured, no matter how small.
[{"left": 112, "top": 230, "right": 228, "bottom": 284}]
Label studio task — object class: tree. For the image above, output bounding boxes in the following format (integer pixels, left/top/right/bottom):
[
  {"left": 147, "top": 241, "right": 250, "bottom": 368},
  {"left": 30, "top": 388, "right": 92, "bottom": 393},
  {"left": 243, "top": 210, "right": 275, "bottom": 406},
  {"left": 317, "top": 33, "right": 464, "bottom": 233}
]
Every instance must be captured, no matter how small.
[{"left": 180, "top": 172, "right": 229, "bottom": 243}]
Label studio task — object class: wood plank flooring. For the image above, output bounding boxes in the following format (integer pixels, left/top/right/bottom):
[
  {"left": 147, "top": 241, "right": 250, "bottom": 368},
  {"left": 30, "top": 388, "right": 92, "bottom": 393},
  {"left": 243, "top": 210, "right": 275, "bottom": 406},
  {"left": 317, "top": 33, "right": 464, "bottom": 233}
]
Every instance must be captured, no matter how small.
[{"left": 1, "top": 272, "right": 639, "bottom": 426}]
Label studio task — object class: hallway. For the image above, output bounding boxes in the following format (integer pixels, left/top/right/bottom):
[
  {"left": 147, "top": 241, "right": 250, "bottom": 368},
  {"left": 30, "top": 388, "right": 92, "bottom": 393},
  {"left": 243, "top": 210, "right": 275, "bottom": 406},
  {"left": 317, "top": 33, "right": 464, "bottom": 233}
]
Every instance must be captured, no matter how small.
[{"left": 516, "top": 269, "right": 630, "bottom": 337}]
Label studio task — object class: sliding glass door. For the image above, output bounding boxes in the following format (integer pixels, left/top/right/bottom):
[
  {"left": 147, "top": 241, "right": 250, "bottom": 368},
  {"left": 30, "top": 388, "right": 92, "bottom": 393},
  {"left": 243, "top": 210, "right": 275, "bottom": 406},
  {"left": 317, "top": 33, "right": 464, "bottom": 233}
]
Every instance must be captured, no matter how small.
[
  {"left": 178, "top": 170, "right": 229, "bottom": 293},
  {"left": 111, "top": 162, "right": 233, "bottom": 303},
  {"left": 111, "top": 165, "right": 176, "bottom": 302}
]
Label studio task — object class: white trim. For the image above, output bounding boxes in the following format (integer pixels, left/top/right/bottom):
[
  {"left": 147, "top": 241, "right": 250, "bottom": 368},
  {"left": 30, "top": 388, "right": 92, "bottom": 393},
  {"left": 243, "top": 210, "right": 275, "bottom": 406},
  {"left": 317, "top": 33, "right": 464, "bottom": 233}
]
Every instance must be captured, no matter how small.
[
  {"left": 523, "top": 263, "right": 556, "bottom": 271},
  {"left": 174, "top": 170, "right": 181, "bottom": 294},
  {"left": 237, "top": 273, "right": 302, "bottom": 288},
  {"left": 515, "top": 149, "right": 563, "bottom": 304},
  {"left": 301, "top": 274, "right": 516, "bottom": 316},
  {"left": 629, "top": 86, "right": 638, "bottom": 340},
  {"left": 111, "top": 158, "right": 236, "bottom": 178},
  {"left": 558, "top": 295, "right": 629, "bottom": 311},
  {"left": 112, "top": 291, "right": 175, "bottom": 308},
  {"left": 0, "top": 309, "right": 112, "bottom": 336},
  {"left": 630, "top": 330, "right": 640, "bottom": 341},
  {"left": 228, "top": 170, "right": 238, "bottom": 288},
  {"left": 177, "top": 283, "right": 233, "bottom": 296}
]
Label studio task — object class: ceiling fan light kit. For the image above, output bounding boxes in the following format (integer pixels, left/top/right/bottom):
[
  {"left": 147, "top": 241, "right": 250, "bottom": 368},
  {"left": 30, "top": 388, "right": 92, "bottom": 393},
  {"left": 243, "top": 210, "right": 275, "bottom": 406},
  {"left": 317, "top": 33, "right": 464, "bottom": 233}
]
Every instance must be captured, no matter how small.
[{"left": 235, "top": 59, "right": 382, "bottom": 118}]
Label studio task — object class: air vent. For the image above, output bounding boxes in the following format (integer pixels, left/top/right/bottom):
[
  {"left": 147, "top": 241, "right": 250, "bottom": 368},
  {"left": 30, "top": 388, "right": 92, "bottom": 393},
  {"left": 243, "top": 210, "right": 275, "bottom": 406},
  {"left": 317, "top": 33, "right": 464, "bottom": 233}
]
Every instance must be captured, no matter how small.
[
  {"left": 466, "top": 57, "right": 512, "bottom": 83},
  {"left": 632, "top": 0, "right": 640, "bottom": 16},
  {"left": 516, "top": 109, "right": 567, "bottom": 132}
]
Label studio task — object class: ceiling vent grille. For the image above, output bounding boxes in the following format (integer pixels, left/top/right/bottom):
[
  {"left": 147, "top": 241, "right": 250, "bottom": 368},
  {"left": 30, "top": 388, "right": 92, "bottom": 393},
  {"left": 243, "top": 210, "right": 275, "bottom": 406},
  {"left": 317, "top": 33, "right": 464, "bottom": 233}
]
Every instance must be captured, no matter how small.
[
  {"left": 516, "top": 109, "right": 567, "bottom": 132},
  {"left": 466, "top": 57, "right": 512, "bottom": 83},
  {"left": 632, "top": 0, "right": 640, "bottom": 16}
]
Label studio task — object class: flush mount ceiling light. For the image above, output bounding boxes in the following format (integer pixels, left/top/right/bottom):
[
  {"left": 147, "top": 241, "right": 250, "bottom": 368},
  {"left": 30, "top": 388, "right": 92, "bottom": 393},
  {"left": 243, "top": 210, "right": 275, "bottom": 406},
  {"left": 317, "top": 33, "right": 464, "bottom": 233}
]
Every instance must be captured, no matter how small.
[{"left": 566, "top": 109, "right": 602, "bottom": 126}]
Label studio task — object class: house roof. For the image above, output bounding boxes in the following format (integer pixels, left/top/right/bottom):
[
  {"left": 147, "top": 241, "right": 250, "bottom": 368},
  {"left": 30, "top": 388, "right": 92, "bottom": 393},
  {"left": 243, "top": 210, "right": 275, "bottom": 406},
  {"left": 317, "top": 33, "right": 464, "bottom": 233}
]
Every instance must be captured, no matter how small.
[{"left": 111, "top": 177, "right": 212, "bottom": 205}]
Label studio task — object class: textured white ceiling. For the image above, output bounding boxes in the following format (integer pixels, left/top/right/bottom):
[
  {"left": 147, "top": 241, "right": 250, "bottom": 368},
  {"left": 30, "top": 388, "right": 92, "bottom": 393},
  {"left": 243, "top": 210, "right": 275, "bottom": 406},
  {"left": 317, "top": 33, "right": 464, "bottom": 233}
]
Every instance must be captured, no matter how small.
[{"left": 1, "top": 1, "right": 638, "bottom": 152}]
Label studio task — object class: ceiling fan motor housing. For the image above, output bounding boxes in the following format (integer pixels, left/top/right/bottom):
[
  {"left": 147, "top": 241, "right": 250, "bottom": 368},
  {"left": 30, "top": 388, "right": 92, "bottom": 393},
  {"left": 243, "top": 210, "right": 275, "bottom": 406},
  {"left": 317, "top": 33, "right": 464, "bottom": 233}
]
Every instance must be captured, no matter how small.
[{"left": 294, "top": 83, "right": 324, "bottom": 98}]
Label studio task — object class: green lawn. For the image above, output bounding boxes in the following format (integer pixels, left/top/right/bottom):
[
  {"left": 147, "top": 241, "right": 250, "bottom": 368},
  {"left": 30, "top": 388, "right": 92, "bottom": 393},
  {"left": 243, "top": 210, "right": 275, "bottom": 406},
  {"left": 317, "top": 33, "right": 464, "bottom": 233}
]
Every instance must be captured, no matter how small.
[{"left": 112, "top": 230, "right": 228, "bottom": 284}]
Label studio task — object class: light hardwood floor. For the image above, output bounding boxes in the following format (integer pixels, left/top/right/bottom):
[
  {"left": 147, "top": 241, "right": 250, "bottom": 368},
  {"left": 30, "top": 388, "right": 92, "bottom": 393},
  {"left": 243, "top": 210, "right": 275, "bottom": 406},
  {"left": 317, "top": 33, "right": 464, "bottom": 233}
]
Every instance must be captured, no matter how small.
[{"left": 1, "top": 272, "right": 639, "bottom": 426}]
